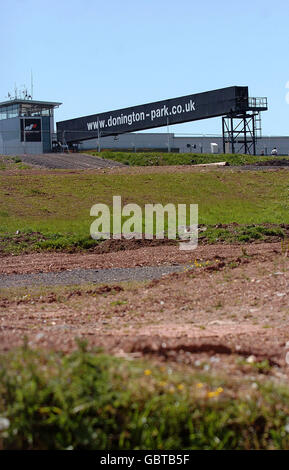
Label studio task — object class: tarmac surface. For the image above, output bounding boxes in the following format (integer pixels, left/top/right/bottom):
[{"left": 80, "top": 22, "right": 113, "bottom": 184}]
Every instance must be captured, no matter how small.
[
  {"left": 0, "top": 265, "right": 184, "bottom": 288},
  {"left": 17, "top": 153, "right": 124, "bottom": 169}
]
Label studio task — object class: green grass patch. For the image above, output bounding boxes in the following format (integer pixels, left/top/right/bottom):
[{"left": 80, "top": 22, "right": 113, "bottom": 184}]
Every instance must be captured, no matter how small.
[
  {"left": 1, "top": 343, "right": 289, "bottom": 449},
  {"left": 0, "top": 170, "right": 288, "bottom": 253},
  {"left": 0, "top": 156, "right": 31, "bottom": 170},
  {"left": 0, "top": 230, "right": 100, "bottom": 255},
  {"left": 87, "top": 150, "right": 289, "bottom": 166},
  {"left": 199, "top": 224, "right": 287, "bottom": 244},
  {"left": 0, "top": 223, "right": 287, "bottom": 255}
]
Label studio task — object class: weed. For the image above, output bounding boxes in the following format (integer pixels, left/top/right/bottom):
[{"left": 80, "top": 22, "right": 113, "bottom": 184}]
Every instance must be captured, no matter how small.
[{"left": 1, "top": 344, "right": 289, "bottom": 449}]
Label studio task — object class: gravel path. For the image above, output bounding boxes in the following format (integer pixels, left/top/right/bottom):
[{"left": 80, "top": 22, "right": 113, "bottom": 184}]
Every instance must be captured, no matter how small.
[
  {"left": 0, "top": 265, "right": 184, "bottom": 288},
  {"left": 17, "top": 153, "right": 124, "bottom": 169}
]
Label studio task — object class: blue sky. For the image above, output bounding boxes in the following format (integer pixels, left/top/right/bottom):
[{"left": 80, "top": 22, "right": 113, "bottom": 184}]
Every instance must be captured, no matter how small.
[{"left": 1, "top": 0, "right": 289, "bottom": 135}]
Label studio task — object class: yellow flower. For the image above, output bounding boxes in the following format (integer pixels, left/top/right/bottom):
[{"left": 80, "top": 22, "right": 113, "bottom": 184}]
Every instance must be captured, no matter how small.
[
  {"left": 177, "top": 384, "right": 184, "bottom": 391},
  {"left": 159, "top": 381, "right": 167, "bottom": 387},
  {"left": 144, "top": 369, "right": 152, "bottom": 376},
  {"left": 196, "top": 382, "right": 204, "bottom": 389},
  {"left": 207, "top": 388, "right": 223, "bottom": 398}
]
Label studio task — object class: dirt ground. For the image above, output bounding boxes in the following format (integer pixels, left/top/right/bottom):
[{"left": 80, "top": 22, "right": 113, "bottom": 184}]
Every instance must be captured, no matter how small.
[
  {"left": 0, "top": 241, "right": 283, "bottom": 274},
  {"left": 0, "top": 242, "right": 288, "bottom": 380}
]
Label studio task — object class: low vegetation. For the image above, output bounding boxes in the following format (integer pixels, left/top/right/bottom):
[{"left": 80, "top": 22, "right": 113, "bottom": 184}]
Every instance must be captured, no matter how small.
[
  {"left": 0, "top": 223, "right": 287, "bottom": 255},
  {"left": 87, "top": 150, "right": 289, "bottom": 166},
  {"left": 1, "top": 343, "right": 289, "bottom": 450},
  {"left": 0, "top": 156, "right": 31, "bottom": 171},
  {"left": 0, "top": 170, "right": 288, "bottom": 254}
]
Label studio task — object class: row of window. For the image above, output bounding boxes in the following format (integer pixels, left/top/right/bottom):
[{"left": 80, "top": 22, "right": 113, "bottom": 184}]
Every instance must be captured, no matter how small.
[
  {"left": 0, "top": 104, "right": 53, "bottom": 120},
  {"left": 0, "top": 104, "right": 19, "bottom": 120}
]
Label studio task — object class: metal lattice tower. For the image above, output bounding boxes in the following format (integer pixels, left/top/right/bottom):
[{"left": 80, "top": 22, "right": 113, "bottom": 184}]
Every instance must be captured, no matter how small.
[{"left": 222, "top": 97, "right": 267, "bottom": 155}]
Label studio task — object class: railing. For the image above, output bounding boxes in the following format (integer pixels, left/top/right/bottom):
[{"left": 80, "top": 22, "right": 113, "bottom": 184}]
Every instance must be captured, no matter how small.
[{"left": 248, "top": 97, "right": 268, "bottom": 109}]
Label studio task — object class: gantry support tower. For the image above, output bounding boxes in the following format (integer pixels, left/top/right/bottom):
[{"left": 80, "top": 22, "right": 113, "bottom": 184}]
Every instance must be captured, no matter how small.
[{"left": 222, "top": 97, "right": 268, "bottom": 155}]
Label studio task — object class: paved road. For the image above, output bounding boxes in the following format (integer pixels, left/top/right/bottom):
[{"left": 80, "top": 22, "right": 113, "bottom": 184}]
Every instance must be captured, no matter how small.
[
  {"left": 0, "top": 265, "right": 185, "bottom": 288},
  {"left": 18, "top": 153, "right": 124, "bottom": 169}
]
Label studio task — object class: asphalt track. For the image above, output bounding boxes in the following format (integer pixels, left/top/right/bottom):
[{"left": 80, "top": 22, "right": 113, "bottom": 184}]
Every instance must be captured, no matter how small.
[
  {"left": 0, "top": 265, "right": 185, "bottom": 288},
  {"left": 18, "top": 153, "right": 124, "bottom": 169}
]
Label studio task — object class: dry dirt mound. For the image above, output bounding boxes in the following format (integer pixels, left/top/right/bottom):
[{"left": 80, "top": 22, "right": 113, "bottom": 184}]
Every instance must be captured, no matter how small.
[{"left": 0, "top": 242, "right": 283, "bottom": 275}]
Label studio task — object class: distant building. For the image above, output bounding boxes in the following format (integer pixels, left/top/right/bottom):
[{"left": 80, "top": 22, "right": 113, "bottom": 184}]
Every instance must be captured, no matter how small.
[
  {"left": 0, "top": 96, "right": 288, "bottom": 157},
  {"left": 0, "top": 98, "right": 61, "bottom": 155},
  {"left": 78, "top": 132, "right": 289, "bottom": 156}
]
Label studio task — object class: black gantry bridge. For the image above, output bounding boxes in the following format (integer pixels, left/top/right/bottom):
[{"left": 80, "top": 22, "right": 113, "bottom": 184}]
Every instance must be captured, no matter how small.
[{"left": 56, "top": 86, "right": 268, "bottom": 155}]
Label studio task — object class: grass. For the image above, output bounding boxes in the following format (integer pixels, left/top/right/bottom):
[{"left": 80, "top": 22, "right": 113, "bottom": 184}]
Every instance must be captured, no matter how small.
[
  {"left": 87, "top": 150, "right": 289, "bottom": 166},
  {"left": 0, "top": 230, "right": 100, "bottom": 255},
  {"left": 0, "top": 224, "right": 287, "bottom": 255},
  {"left": 199, "top": 224, "right": 287, "bottom": 244},
  {"left": 1, "top": 342, "right": 289, "bottom": 449},
  {"left": 0, "top": 169, "right": 288, "bottom": 253},
  {"left": 0, "top": 156, "right": 31, "bottom": 171}
]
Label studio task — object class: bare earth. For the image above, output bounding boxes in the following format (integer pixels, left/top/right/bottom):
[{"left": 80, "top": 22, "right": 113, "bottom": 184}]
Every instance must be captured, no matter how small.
[
  {"left": 0, "top": 242, "right": 288, "bottom": 380},
  {"left": 0, "top": 242, "right": 282, "bottom": 274}
]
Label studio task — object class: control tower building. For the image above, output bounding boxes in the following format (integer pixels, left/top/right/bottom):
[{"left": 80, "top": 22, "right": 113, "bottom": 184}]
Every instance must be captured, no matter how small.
[{"left": 0, "top": 97, "right": 61, "bottom": 155}]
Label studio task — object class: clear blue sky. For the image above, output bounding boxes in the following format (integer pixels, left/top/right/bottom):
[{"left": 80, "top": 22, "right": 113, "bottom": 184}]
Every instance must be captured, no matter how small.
[{"left": 1, "top": 0, "right": 289, "bottom": 135}]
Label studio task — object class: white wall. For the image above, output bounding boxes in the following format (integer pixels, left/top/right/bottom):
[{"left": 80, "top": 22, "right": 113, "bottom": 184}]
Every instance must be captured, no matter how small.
[{"left": 79, "top": 132, "right": 289, "bottom": 155}]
